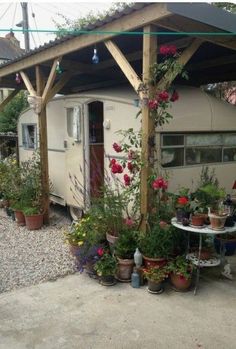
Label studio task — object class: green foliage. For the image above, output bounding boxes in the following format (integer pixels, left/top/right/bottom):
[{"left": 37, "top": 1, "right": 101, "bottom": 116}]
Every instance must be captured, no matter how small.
[
  {"left": 194, "top": 183, "right": 225, "bottom": 211},
  {"left": 94, "top": 251, "right": 117, "bottom": 276},
  {"left": 213, "top": 2, "right": 236, "bottom": 13},
  {"left": 23, "top": 207, "right": 39, "bottom": 216},
  {"left": 0, "top": 155, "right": 22, "bottom": 203},
  {"left": 143, "top": 266, "right": 169, "bottom": 282},
  {"left": 167, "top": 255, "right": 194, "bottom": 280},
  {"left": 0, "top": 92, "right": 28, "bottom": 132},
  {"left": 139, "top": 224, "right": 174, "bottom": 258},
  {"left": 114, "top": 229, "right": 138, "bottom": 259}
]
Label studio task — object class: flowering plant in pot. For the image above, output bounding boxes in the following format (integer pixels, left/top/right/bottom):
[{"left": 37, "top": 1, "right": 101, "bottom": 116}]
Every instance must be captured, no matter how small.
[
  {"left": 94, "top": 250, "right": 117, "bottom": 286},
  {"left": 143, "top": 266, "right": 169, "bottom": 294},
  {"left": 138, "top": 224, "right": 174, "bottom": 268},
  {"left": 167, "top": 255, "right": 194, "bottom": 291},
  {"left": 114, "top": 229, "right": 138, "bottom": 281},
  {"left": 175, "top": 189, "right": 191, "bottom": 223}
]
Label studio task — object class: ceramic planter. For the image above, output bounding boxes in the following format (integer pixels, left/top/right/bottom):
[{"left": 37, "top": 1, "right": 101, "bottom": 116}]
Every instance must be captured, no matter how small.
[
  {"left": 116, "top": 257, "right": 134, "bottom": 282},
  {"left": 147, "top": 279, "right": 164, "bottom": 294},
  {"left": 191, "top": 214, "right": 205, "bottom": 227},
  {"left": 14, "top": 210, "right": 26, "bottom": 226},
  {"left": 208, "top": 212, "right": 227, "bottom": 230},
  {"left": 100, "top": 275, "right": 116, "bottom": 286},
  {"left": 106, "top": 232, "right": 118, "bottom": 248},
  {"left": 170, "top": 273, "right": 192, "bottom": 291},
  {"left": 143, "top": 255, "right": 167, "bottom": 269},
  {"left": 25, "top": 213, "right": 44, "bottom": 230}
]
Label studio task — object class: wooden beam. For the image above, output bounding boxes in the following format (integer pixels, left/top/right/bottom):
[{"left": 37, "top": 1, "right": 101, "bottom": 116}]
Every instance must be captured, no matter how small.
[
  {"left": 0, "top": 3, "right": 170, "bottom": 78},
  {"left": 158, "top": 39, "right": 202, "bottom": 90},
  {"left": 43, "top": 71, "right": 73, "bottom": 106},
  {"left": 42, "top": 57, "right": 62, "bottom": 102},
  {"left": 20, "top": 71, "right": 36, "bottom": 96},
  {"left": 36, "top": 65, "right": 50, "bottom": 224},
  {"left": 104, "top": 40, "right": 142, "bottom": 92},
  {"left": 140, "top": 25, "right": 157, "bottom": 232},
  {"left": 0, "top": 89, "right": 19, "bottom": 112}
]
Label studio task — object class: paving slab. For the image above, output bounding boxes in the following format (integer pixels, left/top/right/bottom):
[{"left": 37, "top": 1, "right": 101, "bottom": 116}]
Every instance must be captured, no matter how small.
[{"left": 0, "top": 262, "right": 236, "bottom": 349}]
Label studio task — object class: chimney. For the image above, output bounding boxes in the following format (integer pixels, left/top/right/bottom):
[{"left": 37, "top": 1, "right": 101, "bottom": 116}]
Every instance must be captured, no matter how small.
[{"left": 5, "top": 31, "right": 20, "bottom": 48}]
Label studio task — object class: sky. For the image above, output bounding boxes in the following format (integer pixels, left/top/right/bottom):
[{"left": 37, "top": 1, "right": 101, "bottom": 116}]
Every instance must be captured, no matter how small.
[{"left": 0, "top": 2, "right": 112, "bottom": 49}]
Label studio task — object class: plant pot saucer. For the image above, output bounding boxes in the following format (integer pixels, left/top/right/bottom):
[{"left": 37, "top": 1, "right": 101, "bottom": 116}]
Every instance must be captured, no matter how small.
[
  {"left": 100, "top": 279, "right": 117, "bottom": 286},
  {"left": 209, "top": 225, "right": 225, "bottom": 231},
  {"left": 115, "top": 275, "right": 131, "bottom": 283},
  {"left": 189, "top": 224, "right": 205, "bottom": 229},
  {"left": 171, "top": 285, "right": 191, "bottom": 292},
  {"left": 147, "top": 287, "right": 164, "bottom": 294}
]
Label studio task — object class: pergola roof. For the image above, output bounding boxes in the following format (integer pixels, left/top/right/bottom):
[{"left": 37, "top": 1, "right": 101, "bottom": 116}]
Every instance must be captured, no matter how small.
[{"left": 0, "top": 2, "right": 235, "bottom": 94}]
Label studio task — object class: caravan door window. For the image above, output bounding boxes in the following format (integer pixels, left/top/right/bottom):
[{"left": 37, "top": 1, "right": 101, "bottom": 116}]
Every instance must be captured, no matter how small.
[
  {"left": 66, "top": 106, "right": 82, "bottom": 141},
  {"left": 22, "top": 124, "right": 37, "bottom": 149}
]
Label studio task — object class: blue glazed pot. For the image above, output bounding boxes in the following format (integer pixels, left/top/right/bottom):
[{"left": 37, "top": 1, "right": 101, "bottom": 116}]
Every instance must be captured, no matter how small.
[{"left": 214, "top": 237, "right": 236, "bottom": 256}]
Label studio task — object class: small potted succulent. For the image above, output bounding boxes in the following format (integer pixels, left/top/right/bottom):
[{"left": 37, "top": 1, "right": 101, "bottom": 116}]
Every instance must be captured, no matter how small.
[
  {"left": 167, "top": 255, "right": 194, "bottom": 291},
  {"left": 114, "top": 229, "right": 138, "bottom": 282},
  {"left": 143, "top": 266, "right": 169, "bottom": 294},
  {"left": 94, "top": 250, "right": 117, "bottom": 286}
]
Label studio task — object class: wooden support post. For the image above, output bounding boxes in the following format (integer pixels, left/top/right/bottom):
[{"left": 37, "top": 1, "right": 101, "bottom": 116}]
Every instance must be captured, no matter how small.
[
  {"left": 140, "top": 25, "right": 157, "bottom": 232},
  {"left": 42, "top": 57, "right": 62, "bottom": 103},
  {"left": 36, "top": 65, "right": 50, "bottom": 224},
  {"left": 20, "top": 71, "right": 36, "bottom": 96},
  {"left": 0, "top": 89, "right": 19, "bottom": 112}
]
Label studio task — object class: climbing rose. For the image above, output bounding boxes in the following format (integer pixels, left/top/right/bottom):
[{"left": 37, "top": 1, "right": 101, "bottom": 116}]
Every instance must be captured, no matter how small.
[
  {"left": 109, "top": 158, "right": 116, "bottom": 167},
  {"left": 97, "top": 248, "right": 104, "bottom": 257},
  {"left": 170, "top": 90, "right": 179, "bottom": 102},
  {"left": 113, "top": 142, "right": 122, "bottom": 153},
  {"left": 127, "top": 162, "right": 134, "bottom": 172},
  {"left": 124, "top": 174, "right": 131, "bottom": 186},
  {"left": 152, "top": 177, "right": 168, "bottom": 190},
  {"left": 125, "top": 217, "right": 134, "bottom": 226},
  {"left": 111, "top": 162, "right": 123, "bottom": 174},
  {"left": 148, "top": 99, "right": 159, "bottom": 110},
  {"left": 158, "top": 91, "right": 169, "bottom": 102},
  {"left": 178, "top": 197, "right": 189, "bottom": 206},
  {"left": 160, "top": 45, "right": 177, "bottom": 56}
]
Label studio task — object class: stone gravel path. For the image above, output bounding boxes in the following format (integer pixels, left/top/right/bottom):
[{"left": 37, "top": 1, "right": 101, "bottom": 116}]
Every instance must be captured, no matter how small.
[{"left": 0, "top": 206, "right": 77, "bottom": 294}]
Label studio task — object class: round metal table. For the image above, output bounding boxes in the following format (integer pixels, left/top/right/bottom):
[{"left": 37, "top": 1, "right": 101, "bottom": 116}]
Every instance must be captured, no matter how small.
[{"left": 171, "top": 218, "right": 236, "bottom": 294}]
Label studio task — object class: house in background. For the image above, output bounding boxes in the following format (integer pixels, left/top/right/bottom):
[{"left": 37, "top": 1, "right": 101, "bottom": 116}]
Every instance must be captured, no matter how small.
[{"left": 0, "top": 31, "right": 24, "bottom": 102}]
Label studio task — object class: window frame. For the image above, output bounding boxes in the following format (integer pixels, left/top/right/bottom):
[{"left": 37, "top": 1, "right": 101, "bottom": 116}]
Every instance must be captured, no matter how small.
[
  {"left": 161, "top": 132, "right": 236, "bottom": 168},
  {"left": 22, "top": 123, "right": 37, "bottom": 150}
]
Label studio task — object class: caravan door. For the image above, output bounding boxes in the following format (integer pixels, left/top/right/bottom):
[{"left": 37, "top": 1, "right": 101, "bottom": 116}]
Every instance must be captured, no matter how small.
[{"left": 65, "top": 103, "right": 86, "bottom": 219}]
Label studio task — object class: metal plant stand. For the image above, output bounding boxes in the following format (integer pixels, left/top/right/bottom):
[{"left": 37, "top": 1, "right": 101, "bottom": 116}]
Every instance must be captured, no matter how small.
[{"left": 171, "top": 218, "right": 236, "bottom": 295}]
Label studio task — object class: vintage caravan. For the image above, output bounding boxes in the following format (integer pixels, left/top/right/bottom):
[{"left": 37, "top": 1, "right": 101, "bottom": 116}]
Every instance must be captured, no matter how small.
[{"left": 18, "top": 86, "right": 236, "bottom": 219}]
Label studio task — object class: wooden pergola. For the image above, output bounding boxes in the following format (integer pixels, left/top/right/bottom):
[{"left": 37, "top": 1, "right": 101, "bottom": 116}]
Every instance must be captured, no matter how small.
[{"left": 0, "top": 2, "right": 235, "bottom": 226}]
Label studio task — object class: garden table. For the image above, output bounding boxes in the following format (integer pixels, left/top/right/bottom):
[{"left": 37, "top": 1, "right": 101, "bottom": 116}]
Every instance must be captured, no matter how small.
[{"left": 171, "top": 218, "right": 236, "bottom": 295}]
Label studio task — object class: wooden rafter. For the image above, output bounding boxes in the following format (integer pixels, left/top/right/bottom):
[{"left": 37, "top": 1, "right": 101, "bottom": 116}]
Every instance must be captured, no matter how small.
[
  {"left": 0, "top": 89, "right": 19, "bottom": 112},
  {"left": 0, "top": 3, "right": 171, "bottom": 78},
  {"left": 42, "top": 57, "right": 62, "bottom": 103},
  {"left": 104, "top": 40, "right": 142, "bottom": 92},
  {"left": 158, "top": 39, "right": 202, "bottom": 90},
  {"left": 188, "top": 53, "right": 236, "bottom": 71},
  {"left": 20, "top": 71, "right": 36, "bottom": 96},
  {"left": 43, "top": 71, "right": 73, "bottom": 106}
]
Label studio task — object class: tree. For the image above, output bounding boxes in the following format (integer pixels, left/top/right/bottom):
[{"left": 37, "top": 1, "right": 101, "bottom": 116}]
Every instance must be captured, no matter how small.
[
  {"left": 213, "top": 2, "right": 236, "bottom": 13},
  {"left": 0, "top": 91, "right": 28, "bottom": 133}
]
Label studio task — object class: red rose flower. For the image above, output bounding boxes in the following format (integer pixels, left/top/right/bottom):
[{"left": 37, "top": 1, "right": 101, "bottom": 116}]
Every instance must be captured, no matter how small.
[
  {"left": 109, "top": 158, "right": 116, "bottom": 167},
  {"left": 160, "top": 45, "right": 177, "bottom": 56},
  {"left": 170, "top": 90, "right": 179, "bottom": 102},
  {"left": 127, "top": 161, "right": 133, "bottom": 172},
  {"left": 124, "top": 174, "right": 131, "bottom": 186},
  {"left": 158, "top": 91, "right": 169, "bottom": 102},
  {"left": 97, "top": 247, "right": 104, "bottom": 257},
  {"left": 113, "top": 142, "right": 122, "bottom": 153},
  {"left": 125, "top": 217, "right": 134, "bottom": 226},
  {"left": 152, "top": 177, "right": 167, "bottom": 190},
  {"left": 178, "top": 196, "right": 189, "bottom": 206},
  {"left": 148, "top": 99, "right": 159, "bottom": 110},
  {"left": 111, "top": 162, "right": 123, "bottom": 174}
]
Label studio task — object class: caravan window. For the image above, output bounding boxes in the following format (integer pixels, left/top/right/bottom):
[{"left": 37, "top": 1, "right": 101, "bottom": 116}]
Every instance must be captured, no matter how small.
[
  {"left": 67, "top": 107, "right": 81, "bottom": 141},
  {"left": 22, "top": 124, "right": 37, "bottom": 149},
  {"left": 161, "top": 133, "right": 236, "bottom": 167}
]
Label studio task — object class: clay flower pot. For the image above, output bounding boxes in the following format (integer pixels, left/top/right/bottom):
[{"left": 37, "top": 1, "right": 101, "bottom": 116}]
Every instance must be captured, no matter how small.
[
  {"left": 116, "top": 257, "right": 134, "bottom": 282},
  {"left": 100, "top": 275, "right": 116, "bottom": 286},
  {"left": 170, "top": 273, "right": 192, "bottom": 291},
  {"left": 191, "top": 214, "right": 205, "bottom": 227},
  {"left": 143, "top": 255, "right": 167, "bottom": 269},
  {"left": 25, "top": 213, "right": 44, "bottom": 230},
  {"left": 14, "top": 210, "right": 26, "bottom": 226},
  {"left": 106, "top": 232, "right": 118, "bottom": 248},
  {"left": 208, "top": 212, "right": 227, "bottom": 230},
  {"left": 147, "top": 279, "right": 164, "bottom": 294}
]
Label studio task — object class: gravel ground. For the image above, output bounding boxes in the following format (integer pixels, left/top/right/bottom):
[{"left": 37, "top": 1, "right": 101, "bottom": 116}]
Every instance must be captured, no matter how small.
[{"left": 0, "top": 205, "right": 77, "bottom": 294}]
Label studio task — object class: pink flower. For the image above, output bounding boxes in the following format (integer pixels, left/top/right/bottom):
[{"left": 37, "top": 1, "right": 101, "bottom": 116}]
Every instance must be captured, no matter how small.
[
  {"left": 113, "top": 142, "right": 122, "bottom": 153},
  {"left": 124, "top": 174, "right": 131, "bottom": 186},
  {"left": 125, "top": 217, "right": 134, "bottom": 226},
  {"left": 97, "top": 248, "right": 104, "bottom": 257},
  {"left": 127, "top": 162, "right": 133, "bottom": 172},
  {"left": 162, "top": 180, "right": 168, "bottom": 190},
  {"left": 128, "top": 150, "right": 135, "bottom": 160},
  {"left": 148, "top": 99, "right": 159, "bottom": 110},
  {"left": 170, "top": 90, "right": 179, "bottom": 102},
  {"left": 160, "top": 45, "right": 177, "bottom": 56},
  {"left": 158, "top": 91, "right": 169, "bottom": 102},
  {"left": 152, "top": 177, "right": 168, "bottom": 190},
  {"left": 109, "top": 158, "right": 116, "bottom": 167}
]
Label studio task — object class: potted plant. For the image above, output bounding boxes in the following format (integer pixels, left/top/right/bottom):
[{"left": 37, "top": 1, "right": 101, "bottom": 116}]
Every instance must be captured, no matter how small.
[
  {"left": 114, "top": 229, "right": 138, "bottom": 281},
  {"left": 167, "top": 255, "right": 194, "bottom": 291},
  {"left": 175, "top": 189, "right": 191, "bottom": 223},
  {"left": 94, "top": 251, "right": 117, "bottom": 286},
  {"left": 138, "top": 224, "right": 174, "bottom": 268},
  {"left": 143, "top": 266, "right": 169, "bottom": 294}
]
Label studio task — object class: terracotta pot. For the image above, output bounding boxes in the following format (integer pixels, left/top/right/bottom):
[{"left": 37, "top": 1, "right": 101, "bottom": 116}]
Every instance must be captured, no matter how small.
[
  {"left": 208, "top": 212, "right": 227, "bottom": 230},
  {"left": 143, "top": 255, "right": 167, "bottom": 269},
  {"left": 170, "top": 273, "right": 192, "bottom": 291},
  {"left": 14, "top": 210, "right": 26, "bottom": 226},
  {"left": 116, "top": 257, "right": 134, "bottom": 282},
  {"left": 25, "top": 213, "right": 44, "bottom": 230},
  {"left": 191, "top": 214, "right": 205, "bottom": 227},
  {"left": 106, "top": 232, "right": 118, "bottom": 248},
  {"left": 147, "top": 279, "right": 164, "bottom": 294}
]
